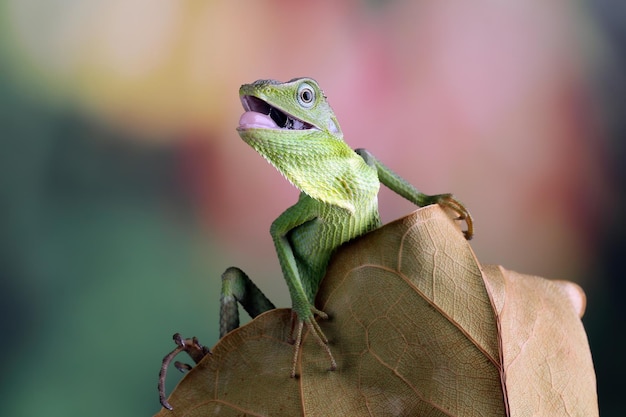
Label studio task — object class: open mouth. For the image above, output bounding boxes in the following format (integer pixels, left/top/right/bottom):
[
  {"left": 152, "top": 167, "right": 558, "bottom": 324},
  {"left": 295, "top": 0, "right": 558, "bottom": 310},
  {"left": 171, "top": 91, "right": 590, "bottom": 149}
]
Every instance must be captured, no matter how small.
[{"left": 239, "top": 96, "right": 314, "bottom": 130}]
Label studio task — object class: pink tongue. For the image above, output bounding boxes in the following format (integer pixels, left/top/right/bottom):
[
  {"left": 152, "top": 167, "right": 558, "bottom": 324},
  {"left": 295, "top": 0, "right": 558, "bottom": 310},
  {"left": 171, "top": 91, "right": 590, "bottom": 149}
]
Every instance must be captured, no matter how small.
[{"left": 238, "top": 111, "right": 278, "bottom": 129}]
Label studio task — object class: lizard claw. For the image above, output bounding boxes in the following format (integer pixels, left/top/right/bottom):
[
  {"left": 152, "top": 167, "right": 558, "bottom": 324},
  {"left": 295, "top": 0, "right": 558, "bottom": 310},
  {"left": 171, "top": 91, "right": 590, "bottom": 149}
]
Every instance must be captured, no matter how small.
[
  {"left": 289, "top": 307, "right": 337, "bottom": 378},
  {"left": 432, "top": 194, "right": 474, "bottom": 240},
  {"left": 158, "top": 333, "right": 211, "bottom": 410}
]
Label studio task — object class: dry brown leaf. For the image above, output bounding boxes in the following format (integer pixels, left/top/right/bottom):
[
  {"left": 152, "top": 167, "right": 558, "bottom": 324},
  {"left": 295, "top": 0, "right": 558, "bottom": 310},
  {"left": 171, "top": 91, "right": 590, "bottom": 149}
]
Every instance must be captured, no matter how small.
[{"left": 155, "top": 205, "right": 597, "bottom": 417}]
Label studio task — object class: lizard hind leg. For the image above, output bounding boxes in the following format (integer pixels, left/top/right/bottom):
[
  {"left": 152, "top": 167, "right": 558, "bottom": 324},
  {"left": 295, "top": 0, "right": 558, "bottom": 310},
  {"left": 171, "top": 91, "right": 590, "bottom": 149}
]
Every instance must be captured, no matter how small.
[
  {"left": 158, "top": 333, "right": 211, "bottom": 410},
  {"left": 220, "top": 267, "right": 276, "bottom": 337}
]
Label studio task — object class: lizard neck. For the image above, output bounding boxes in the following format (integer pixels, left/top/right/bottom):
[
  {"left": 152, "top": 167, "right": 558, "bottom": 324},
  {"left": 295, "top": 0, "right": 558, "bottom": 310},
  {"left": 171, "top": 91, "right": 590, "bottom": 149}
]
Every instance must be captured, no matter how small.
[{"left": 242, "top": 129, "right": 379, "bottom": 213}]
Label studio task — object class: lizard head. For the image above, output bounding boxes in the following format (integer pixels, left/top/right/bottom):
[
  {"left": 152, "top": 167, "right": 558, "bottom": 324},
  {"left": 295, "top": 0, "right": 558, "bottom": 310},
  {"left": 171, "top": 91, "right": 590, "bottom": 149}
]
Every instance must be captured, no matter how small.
[
  {"left": 237, "top": 77, "right": 342, "bottom": 138},
  {"left": 236, "top": 78, "right": 372, "bottom": 212}
]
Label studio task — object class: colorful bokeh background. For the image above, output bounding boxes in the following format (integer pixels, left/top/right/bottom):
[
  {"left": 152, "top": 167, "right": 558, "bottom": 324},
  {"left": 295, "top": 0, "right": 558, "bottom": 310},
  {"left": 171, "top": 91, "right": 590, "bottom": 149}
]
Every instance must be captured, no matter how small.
[{"left": 1, "top": 1, "right": 624, "bottom": 415}]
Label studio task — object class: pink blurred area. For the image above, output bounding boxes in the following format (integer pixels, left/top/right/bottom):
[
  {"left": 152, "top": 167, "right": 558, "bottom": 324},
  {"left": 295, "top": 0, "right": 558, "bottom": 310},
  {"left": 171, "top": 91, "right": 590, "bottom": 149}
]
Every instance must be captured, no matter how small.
[{"left": 4, "top": 1, "right": 612, "bottom": 279}]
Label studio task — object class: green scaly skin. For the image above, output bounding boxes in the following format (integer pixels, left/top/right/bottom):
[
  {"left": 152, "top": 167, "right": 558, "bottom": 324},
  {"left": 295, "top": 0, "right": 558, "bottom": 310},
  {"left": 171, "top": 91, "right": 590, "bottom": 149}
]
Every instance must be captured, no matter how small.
[
  {"left": 158, "top": 77, "right": 473, "bottom": 409},
  {"left": 224, "top": 77, "right": 473, "bottom": 377}
]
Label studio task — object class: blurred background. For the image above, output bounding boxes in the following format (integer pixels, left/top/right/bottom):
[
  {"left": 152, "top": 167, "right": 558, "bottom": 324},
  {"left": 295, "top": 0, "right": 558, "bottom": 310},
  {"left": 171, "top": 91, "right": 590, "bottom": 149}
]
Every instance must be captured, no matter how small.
[{"left": 0, "top": 0, "right": 623, "bottom": 415}]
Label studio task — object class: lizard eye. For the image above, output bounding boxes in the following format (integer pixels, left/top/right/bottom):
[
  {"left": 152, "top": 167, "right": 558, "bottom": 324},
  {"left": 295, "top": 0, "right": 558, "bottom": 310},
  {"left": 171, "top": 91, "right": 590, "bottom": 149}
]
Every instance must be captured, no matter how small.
[{"left": 297, "top": 83, "right": 315, "bottom": 108}]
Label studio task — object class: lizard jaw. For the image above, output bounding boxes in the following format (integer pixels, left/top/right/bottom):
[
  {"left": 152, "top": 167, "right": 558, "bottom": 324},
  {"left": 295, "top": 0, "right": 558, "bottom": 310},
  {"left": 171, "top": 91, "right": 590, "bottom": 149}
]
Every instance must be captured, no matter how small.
[{"left": 239, "top": 96, "right": 315, "bottom": 130}]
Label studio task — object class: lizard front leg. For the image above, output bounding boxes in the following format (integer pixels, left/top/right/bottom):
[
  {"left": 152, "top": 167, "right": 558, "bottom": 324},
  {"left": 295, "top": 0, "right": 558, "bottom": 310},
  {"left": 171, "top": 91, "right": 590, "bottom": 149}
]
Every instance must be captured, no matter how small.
[
  {"left": 356, "top": 148, "right": 474, "bottom": 239},
  {"left": 270, "top": 203, "right": 337, "bottom": 378}
]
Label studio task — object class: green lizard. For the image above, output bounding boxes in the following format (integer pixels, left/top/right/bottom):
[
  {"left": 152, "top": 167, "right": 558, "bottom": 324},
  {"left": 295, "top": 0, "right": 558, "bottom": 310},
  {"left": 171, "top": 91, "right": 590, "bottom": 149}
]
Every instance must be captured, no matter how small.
[{"left": 158, "top": 77, "right": 472, "bottom": 410}]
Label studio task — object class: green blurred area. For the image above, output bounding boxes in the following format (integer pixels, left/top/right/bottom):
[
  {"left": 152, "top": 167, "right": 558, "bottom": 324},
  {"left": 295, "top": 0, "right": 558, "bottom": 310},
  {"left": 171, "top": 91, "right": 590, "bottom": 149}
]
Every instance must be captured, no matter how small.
[{"left": 0, "top": 73, "right": 227, "bottom": 416}]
